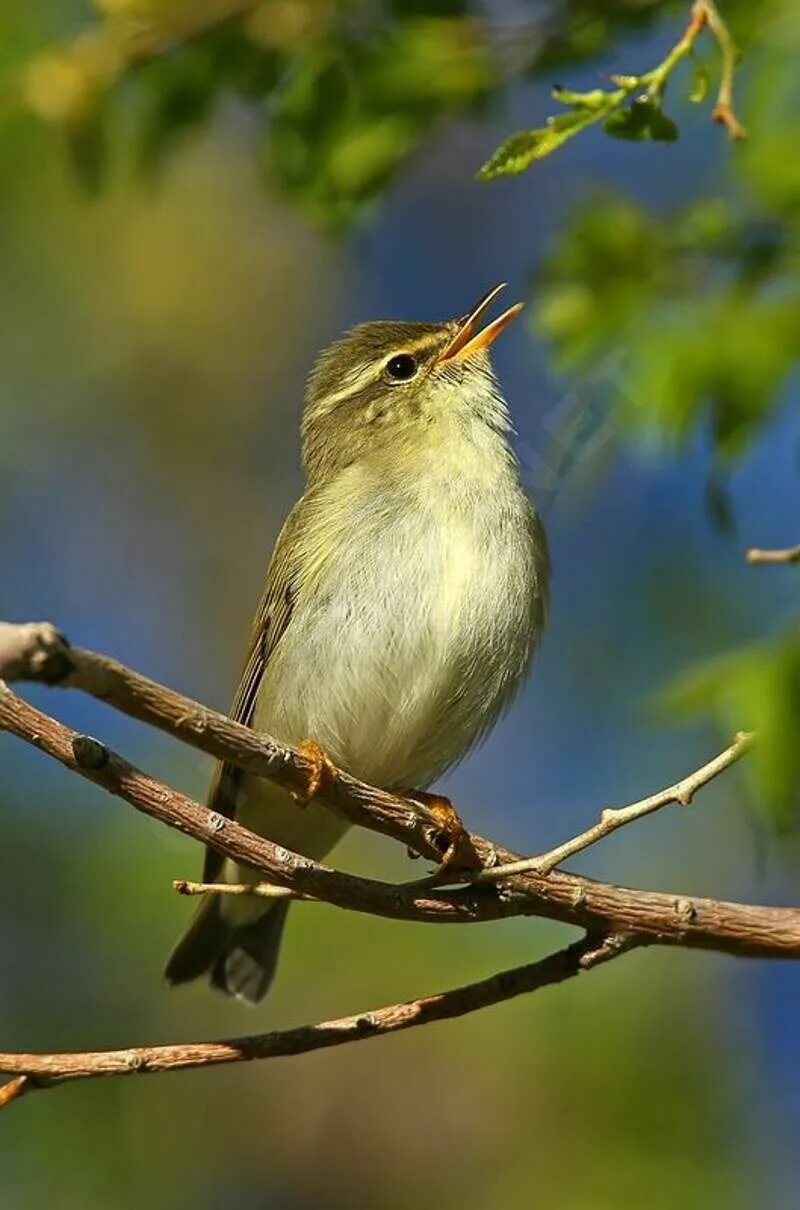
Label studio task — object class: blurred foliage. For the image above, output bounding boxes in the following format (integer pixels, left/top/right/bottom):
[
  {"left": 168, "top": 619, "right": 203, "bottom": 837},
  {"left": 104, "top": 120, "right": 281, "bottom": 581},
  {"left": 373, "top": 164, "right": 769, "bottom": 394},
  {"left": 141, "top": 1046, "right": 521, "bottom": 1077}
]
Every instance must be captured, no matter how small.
[
  {"left": 13, "top": 1, "right": 762, "bottom": 211},
  {"left": 17, "top": 0, "right": 501, "bottom": 224},
  {"left": 662, "top": 628, "right": 800, "bottom": 828},
  {"left": 535, "top": 192, "right": 798, "bottom": 461},
  {"left": 261, "top": 16, "right": 496, "bottom": 225},
  {"left": 531, "top": 0, "right": 800, "bottom": 830},
  {"left": 8, "top": 0, "right": 748, "bottom": 225}
]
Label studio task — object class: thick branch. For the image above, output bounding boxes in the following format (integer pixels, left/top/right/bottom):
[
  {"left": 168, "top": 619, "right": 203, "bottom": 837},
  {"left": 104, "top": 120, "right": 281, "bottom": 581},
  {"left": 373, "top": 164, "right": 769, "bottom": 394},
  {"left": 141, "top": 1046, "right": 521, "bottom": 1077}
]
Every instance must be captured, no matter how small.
[
  {"left": 0, "top": 933, "right": 628, "bottom": 1104},
  {"left": 0, "top": 682, "right": 472, "bottom": 923},
  {"left": 1, "top": 669, "right": 799, "bottom": 959},
  {"left": 0, "top": 621, "right": 474, "bottom": 868}
]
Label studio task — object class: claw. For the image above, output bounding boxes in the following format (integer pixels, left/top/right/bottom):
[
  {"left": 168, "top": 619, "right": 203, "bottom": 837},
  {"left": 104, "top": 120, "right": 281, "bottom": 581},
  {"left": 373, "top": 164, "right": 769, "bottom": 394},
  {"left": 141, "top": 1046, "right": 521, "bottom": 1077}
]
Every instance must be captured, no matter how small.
[
  {"left": 293, "top": 739, "right": 334, "bottom": 806},
  {"left": 405, "top": 790, "right": 473, "bottom": 872}
]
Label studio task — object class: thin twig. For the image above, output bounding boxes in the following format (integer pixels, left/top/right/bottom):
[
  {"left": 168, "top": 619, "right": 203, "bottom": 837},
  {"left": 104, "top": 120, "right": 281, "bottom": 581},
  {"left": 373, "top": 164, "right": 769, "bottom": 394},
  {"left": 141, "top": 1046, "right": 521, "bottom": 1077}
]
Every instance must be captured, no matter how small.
[
  {"left": 746, "top": 545, "right": 800, "bottom": 566},
  {"left": 173, "top": 879, "right": 300, "bottom": 901},
  {"left": 699, "top": 0, "right": 747, "bottom": 139},
  {"left": 475, "top": 731, "right": 755, "bottom": 882},
  {"left": 643, "top": 0, "right": 708, "bottom": 97},
  {"left": 0, "top": 1076, "right": 32, "bottom": 1108},
  {"left": 0, "top": 933, "right": 631, "bottom": 1107}
]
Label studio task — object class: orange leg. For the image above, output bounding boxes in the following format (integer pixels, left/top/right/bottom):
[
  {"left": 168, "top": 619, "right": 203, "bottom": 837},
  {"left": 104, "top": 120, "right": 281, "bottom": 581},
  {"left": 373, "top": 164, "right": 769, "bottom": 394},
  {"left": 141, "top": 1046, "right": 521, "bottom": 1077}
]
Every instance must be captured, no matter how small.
[
  {"left": 293, "top": 739, "right": 335, "bottom": 806},
  {"left": 404, "top": 790, "right": 468, "bottom": 870}
]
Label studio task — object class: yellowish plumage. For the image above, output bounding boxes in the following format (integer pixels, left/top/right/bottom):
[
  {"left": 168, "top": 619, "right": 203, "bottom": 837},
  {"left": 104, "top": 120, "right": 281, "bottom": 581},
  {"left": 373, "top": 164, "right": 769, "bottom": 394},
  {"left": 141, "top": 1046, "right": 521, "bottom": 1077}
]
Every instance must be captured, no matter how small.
[{"left": 165, "top": 290, "right": 549, "bottom": 1002}]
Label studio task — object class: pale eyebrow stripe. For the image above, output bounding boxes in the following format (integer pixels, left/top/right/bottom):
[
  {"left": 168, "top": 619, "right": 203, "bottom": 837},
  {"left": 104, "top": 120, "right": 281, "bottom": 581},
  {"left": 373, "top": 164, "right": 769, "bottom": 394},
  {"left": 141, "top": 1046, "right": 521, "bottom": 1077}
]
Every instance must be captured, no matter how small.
[
  {"left": 403, "top": 330, "right": 452, "bottom": 357},
  {"left": 317, "top": 363, "right": 382, "bottom": 413},
  {"left": 318, "top": 329, "right": 452, "bottom": 413}
]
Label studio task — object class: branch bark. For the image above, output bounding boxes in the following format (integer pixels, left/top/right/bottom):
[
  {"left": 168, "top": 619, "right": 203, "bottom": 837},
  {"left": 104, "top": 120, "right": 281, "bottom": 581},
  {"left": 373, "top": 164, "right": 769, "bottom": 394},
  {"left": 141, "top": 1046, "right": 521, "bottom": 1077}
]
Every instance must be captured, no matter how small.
[
  {"left": 0, "top": 621, "right": 472, "bottom": 867},
  {"left": 0, "top": 933, "right": 630, "bottom": 1103}
]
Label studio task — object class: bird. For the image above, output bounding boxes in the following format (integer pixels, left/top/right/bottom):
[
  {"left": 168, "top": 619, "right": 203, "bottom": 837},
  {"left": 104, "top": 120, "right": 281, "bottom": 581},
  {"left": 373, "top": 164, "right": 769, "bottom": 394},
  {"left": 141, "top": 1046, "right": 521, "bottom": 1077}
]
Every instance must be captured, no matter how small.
[{"left": 165, "top": 283, "right": 550, "bottom": 1003}]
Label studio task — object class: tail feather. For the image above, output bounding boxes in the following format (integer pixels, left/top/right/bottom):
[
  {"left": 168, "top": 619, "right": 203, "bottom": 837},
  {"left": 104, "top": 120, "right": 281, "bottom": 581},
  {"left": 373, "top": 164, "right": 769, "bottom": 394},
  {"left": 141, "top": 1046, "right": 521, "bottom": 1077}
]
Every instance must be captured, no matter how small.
[
  {"left": 164, "top": 894, "right": 227, "bottom": 987},
  {"left": 166, "top": 783, "right": 348, "bottom": 1002},
  {"left": 210, "top": 902, "right": 290, "bottom": 1004},
  {"left": 165, "top": 897, "right": 290, "bottom": 1004}
]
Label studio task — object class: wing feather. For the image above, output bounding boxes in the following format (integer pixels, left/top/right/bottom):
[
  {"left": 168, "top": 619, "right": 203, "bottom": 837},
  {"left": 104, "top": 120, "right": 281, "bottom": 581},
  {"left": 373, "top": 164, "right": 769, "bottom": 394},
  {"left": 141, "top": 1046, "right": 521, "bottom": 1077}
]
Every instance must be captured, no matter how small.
[{"left": 201, "top": 499, "right": 309, "bottom": 883}]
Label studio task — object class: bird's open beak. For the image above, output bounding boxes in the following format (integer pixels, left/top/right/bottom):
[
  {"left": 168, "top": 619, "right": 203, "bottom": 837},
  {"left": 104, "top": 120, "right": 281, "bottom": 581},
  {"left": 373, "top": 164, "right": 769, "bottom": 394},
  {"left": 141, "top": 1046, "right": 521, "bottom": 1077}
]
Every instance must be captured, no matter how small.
[{"left": 436, "top": 282, "right": 524, "bottom": 364}]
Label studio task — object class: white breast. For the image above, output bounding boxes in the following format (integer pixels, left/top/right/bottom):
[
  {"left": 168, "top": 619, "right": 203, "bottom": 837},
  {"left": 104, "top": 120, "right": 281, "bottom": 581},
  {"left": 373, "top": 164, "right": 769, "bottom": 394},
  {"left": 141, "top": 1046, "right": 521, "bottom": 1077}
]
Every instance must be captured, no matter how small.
[{"left": 255, "top": 436, "right": 545, "bottom": 791}]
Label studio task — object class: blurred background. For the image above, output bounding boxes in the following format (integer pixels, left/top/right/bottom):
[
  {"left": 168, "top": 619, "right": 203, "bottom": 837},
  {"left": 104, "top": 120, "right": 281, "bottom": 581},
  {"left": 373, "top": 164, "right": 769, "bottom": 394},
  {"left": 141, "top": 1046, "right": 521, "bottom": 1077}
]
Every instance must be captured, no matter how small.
[{"left": 1, "top": 1, "right": 799, "bottom": 1207}]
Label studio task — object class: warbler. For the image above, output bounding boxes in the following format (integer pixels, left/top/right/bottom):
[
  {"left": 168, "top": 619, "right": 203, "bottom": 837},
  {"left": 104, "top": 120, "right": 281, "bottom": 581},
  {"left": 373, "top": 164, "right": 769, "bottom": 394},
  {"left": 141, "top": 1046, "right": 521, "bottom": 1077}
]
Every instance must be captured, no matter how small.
[{"left": 165, "top": 284, "right": 549, "bottom": 1003}]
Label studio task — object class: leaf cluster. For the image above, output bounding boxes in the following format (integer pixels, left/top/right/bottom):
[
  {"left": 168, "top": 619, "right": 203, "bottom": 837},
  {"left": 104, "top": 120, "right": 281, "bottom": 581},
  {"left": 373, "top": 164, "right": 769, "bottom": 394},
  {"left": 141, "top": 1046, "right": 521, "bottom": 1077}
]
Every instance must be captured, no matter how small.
[
  {"left": 477, "top": 0, "right": 755, "bottom": 182},
  {"left": 478, "top": 77, "right": 684, "bottom": 180}
]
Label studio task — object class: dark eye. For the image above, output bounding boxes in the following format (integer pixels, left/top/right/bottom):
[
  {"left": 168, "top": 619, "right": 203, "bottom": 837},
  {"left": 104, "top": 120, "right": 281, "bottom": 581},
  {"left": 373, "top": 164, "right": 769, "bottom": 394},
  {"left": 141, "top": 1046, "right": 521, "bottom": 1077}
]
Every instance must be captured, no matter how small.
[{"left": 384, "top": 353, "right": 418, "bottom": 382}]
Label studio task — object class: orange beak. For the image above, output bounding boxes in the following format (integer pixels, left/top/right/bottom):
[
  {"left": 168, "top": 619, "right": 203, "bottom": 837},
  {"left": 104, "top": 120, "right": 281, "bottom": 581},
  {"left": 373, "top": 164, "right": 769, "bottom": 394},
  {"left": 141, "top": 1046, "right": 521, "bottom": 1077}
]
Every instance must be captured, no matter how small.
[{"left": 436, "top": 282, "right": 524, "bottom": 364}]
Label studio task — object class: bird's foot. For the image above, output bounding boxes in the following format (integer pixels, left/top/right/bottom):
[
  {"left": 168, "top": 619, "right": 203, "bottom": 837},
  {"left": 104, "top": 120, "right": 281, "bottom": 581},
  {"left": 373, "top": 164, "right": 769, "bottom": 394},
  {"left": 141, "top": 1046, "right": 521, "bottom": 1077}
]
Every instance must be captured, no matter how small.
[
  {"left": 405, "top": 790, "right": 474, "bottom": 873},
  {"left": 293, "top": 739, "right": 334, "bottom": 806}
]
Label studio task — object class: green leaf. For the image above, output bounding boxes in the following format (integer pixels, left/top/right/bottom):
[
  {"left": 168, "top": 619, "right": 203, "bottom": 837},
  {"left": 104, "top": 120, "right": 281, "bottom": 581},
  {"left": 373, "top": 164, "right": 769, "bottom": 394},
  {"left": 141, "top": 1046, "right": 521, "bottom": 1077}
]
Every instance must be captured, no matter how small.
[
  {"left": 551, "top": 85, "right": 611, "bottom": 110},
  {"left": 603, "top": 101, "right": 651, "bottom": 141},
  {"left": 478, "top": 108, "right": 599, "bottom": 178},
  {"left": 604, "top": 99, "right": 679, "bottom": 143},
  {"left": 649, "top": 109, "right": 679, "bottom": 142}
]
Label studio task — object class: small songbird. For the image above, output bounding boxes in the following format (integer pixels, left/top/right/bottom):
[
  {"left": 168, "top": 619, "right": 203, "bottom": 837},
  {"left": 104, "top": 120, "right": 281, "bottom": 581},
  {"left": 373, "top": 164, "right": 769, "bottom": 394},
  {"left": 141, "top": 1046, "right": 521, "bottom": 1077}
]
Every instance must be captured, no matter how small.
[{"left": 165, "top": 284, "right": 549, "bottom": 1002}]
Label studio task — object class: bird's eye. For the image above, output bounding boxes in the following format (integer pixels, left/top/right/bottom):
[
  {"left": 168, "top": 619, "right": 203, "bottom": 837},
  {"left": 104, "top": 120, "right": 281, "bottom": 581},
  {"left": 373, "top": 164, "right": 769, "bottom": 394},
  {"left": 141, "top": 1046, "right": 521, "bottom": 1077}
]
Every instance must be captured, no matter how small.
[{"left": 384, "top": 353, "right": 418, "bottom": 382}]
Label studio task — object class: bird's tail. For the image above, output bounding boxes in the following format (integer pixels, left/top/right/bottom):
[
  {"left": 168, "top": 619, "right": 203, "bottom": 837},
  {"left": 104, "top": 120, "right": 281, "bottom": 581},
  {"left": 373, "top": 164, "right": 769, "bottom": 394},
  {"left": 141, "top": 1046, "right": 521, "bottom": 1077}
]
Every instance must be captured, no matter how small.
[
  {"left": 164, "top": 894, "right": 290, "bottom": 1005},
  {"left": 166, "top": 775, "right": 349, "bottom": 1002}
]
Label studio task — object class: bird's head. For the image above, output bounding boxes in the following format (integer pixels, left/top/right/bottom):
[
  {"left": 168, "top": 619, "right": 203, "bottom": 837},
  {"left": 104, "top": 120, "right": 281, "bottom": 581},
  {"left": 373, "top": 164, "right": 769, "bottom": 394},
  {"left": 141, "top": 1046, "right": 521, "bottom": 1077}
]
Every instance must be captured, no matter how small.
[{"left": 302, "top": 284, "right": 523, "bottom": 479}]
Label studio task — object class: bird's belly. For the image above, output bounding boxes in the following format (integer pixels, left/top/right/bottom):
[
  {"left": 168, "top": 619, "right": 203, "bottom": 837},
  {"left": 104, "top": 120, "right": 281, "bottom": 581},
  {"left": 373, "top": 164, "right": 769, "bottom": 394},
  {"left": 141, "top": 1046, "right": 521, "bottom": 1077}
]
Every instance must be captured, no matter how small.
[{"left": 253, "top": 505, "right": 535, "bottom": 790}]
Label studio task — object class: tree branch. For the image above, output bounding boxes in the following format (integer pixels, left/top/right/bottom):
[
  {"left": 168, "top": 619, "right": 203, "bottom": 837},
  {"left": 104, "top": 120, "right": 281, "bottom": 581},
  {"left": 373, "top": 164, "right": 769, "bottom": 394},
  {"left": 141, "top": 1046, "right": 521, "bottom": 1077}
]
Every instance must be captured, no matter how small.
[
  {"left": 0, "top": 933, "right": 630, "bottom": 1106},
  {"left": 0, "top": 621, "right": 474, "bottom": 869},
  {"left": 1, "top": 624, "right": 799, "bottom": 960}
]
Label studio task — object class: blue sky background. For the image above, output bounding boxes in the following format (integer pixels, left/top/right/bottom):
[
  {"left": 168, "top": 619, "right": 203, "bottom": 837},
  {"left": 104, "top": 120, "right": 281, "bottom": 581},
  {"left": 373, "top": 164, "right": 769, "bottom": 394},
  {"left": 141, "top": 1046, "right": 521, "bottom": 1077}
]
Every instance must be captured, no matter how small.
[{"left": 1, "top": 8, "right": 799, "bottom": 1208}]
